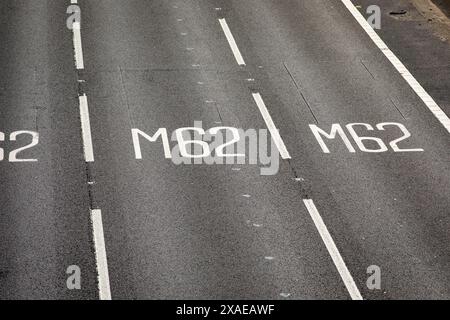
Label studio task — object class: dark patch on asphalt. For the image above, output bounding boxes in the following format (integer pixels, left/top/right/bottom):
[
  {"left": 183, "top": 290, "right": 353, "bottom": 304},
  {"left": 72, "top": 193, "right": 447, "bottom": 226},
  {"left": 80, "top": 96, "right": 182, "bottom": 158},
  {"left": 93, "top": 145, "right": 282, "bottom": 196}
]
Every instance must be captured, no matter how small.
[{"left": 390, "top": 9, "right": 408, "bottom": 15}]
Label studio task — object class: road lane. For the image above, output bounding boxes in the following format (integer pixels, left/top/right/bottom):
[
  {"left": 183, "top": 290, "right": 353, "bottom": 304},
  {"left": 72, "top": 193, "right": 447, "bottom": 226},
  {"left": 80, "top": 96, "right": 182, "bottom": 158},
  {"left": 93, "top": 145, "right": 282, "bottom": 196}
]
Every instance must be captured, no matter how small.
[
  {"left": 0, "top": 0, "right": 97, "bottom": 299},
  {"left": 80, "top": 0, "right": 356, "bottom": 299},
  {"left": 216, "top": 0, "right": 450, "bottom": 298}
]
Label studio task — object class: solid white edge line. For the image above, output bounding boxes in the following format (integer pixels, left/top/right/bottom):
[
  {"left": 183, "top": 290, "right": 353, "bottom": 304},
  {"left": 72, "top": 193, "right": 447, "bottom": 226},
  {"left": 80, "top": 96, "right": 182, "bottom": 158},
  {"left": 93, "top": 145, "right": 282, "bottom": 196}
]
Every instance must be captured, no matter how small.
[
  {"left": 252, "top": 92, "right": 291, "bottom": 159},
  {"left": 79, "top": 94, "right": 95, "bottom": 162},
  {"left": 303, "top": 199, "right": 363, "bottom": 300},
  {"left": 72, "top": 22, "right": 85, "bottom": 70},
  {"left": 91, "top": 209, "right": 112, "bottom": 300},
  {"left": 341, "top": 0, "right": 450, "bottom": 133},
  {"left": 219, "top": 18, "right": 246, "bottom": 66}
]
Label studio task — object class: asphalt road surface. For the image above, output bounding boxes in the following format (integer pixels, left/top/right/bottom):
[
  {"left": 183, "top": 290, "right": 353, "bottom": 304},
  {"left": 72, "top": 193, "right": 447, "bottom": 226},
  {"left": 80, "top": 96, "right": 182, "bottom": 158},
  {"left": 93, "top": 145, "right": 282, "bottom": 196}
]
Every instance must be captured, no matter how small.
[{"left": 0, "top": 0, "right": 449, "bottom": 300}]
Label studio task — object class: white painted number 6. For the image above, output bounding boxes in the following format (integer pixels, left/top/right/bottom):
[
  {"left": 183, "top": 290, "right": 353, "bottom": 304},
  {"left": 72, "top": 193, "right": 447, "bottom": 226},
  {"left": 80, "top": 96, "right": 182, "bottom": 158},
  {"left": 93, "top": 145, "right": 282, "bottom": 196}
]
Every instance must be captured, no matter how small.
[
  {"left": 346, "top": 123, "right": 388, "bottom": 153},
  {"left": 175, "top": 127, "right": 211, "bottom": 158}
]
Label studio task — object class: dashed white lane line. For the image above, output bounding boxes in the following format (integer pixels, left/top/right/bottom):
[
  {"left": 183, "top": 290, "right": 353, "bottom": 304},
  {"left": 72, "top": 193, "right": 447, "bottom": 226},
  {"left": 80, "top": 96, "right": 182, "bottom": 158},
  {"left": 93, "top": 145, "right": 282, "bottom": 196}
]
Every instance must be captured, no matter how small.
[
  {"left": 252, "top": 92, "right": 291, "bottom": 159},
  {"left": 91, "top": 209, "right": 112, "bottom": 300},
  {"left": 341, "top": 0, "right": 450, "bottom": 133},
  {"left": 79, "top": 94, "right": 95, "bottom": 162},
  {"left": 219, "top": 18, "right": 246, "bottom": 66},
  {"left": 70, "top": 1, "right": 109, "bottom": 300},
  {"left": 303, "top": 199, "right": 363, "bottom": 300},
  {"left": 72, "top": 21, "right": 85, "bottom": 70},
  {"left": 217, "top": 20, "right": 358, "bottom": 299}
]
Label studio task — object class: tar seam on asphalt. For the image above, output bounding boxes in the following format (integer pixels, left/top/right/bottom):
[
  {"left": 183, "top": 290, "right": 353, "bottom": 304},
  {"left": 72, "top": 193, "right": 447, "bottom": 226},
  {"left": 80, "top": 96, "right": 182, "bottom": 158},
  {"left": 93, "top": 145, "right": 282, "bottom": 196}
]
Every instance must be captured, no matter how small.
[{"left": 283, "top": 62, "right": 319, "bottom": 124}]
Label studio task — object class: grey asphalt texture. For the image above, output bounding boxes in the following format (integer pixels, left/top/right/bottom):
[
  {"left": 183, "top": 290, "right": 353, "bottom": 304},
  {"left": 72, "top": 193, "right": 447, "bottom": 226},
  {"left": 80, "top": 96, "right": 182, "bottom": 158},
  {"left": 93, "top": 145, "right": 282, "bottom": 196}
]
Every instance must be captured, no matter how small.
[{"left": 0, "top": 0, "right": 449, "bottom": 299}]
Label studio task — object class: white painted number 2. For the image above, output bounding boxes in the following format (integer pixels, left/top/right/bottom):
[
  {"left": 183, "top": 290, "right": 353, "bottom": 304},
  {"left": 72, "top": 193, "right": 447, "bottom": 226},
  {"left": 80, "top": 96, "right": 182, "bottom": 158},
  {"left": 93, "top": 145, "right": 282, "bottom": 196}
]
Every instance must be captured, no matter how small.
[
  {"left": 0, "top": 131, "right": 39, "bottom": 162},
  {"left": 376, "top": 122, "right": 424, "bottom": 152},
  {"left": 205, "top": 127, "right": 244, "bottom": 158}
]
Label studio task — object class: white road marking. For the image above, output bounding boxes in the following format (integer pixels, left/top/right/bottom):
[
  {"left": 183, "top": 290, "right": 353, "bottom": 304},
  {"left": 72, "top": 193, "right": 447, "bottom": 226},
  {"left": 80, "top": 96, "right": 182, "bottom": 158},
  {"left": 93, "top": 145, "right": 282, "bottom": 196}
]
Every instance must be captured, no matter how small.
[
  {"left": 252, "top": 93, "right": 291, "bottom": 159},
  {"left": 79, "top": 94, "right": 95, "bottom": 162},
  {"left": 219, "top": 18, "right": 246, "bottom": 66},
  {"left": 91, "top": 209, "right": 112, "bottom": 300},
  {"left": 341, "top": 0, "right": 450, "bottom": 133},
  {"left": 303, "top": 199, "right": 363, "bottom": 300},
  {"left": 71, "top": 0, "right": 109, "bottom": 301},
  {"left": 72, "top": 21, "right": 85, "bottom": 70}
]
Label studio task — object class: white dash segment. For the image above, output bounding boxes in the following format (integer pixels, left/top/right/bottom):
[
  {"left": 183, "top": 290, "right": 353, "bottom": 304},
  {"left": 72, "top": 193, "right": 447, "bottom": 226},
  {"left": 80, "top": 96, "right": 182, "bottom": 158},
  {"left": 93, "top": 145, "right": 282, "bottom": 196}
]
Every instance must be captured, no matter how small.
[
  {"left": 72, "top": 22, "right": 85, "bottom": 70},
  {"left": 91, "top": 209, "right": 112, "bottom": 300},
  {"left": 218, "top": 18, "right": 246, "bottom": 66},
  {"left": 79, "top": 94, "right": 94, "bottom": 162},
  {"left": 341, "top": 0, "right": 450, "bottom": 133},
  {"left": 303, "top": 199, "right": 363, "bottom": 300},
  {"left": 252, "top": 92, "right": 291, "bottom": 159}
]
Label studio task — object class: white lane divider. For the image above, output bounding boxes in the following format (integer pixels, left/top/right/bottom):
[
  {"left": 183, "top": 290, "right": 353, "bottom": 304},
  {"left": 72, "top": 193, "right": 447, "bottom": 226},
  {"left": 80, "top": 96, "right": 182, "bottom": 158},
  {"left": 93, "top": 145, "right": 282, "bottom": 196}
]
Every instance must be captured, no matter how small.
[
  {"left": 91, "top": 209, "right": 112, "bottom": 300},
  {"left": 252, "top": 92, "right": 291, "bottom": 159},
  {"left": 72, "top": 21, "right": 85, "bottom": 70},
  {"left": 303, "top": 199, "right": 363, "bottom": 300},
  {"left": 70, "top": 0, "right": 82, "bottom": 69},
  {"left": 69, "top": 0, "right": 109, "bottom": 301},
  {"left": 341, "top": 0, "right": 450, "bottom": 133},
  {"left": 79, "top": 94, "right": 95, "bottom": 162},
  {"left": 219, "top": 18, "right": 246, "bottom": 66},
  {"left": 218, "top": 20, "right": 360, "bottom": 299}
]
